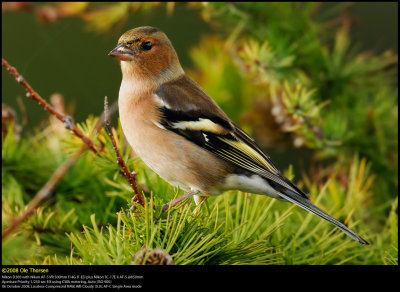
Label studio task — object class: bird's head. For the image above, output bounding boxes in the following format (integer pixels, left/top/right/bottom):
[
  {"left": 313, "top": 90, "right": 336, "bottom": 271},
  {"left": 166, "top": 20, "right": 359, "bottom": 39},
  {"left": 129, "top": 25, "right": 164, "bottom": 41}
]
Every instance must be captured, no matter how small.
[{"left": 109, "top": 26, "right": 184, "bottom": 83}]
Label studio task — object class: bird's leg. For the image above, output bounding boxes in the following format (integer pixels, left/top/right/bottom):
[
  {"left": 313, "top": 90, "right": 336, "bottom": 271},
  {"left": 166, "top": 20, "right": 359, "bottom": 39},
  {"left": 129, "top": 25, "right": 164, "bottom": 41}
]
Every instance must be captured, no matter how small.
[
  {"left": 193, "top": 195, "right": 209, "bottom": 215},
  {"left": 193, "top": 194, "right": 208, "bottom": 205},
  {"left": 162, "top": 190, "right": 199, "bottom": 212}
]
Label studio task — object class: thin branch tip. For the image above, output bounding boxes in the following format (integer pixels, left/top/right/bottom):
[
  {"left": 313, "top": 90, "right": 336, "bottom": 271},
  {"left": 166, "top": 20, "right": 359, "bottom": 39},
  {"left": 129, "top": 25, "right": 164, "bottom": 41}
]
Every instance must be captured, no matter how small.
[
  {"left": 103, "top": 96, "right": 145, "bottom": 207},
  {"left": 2, "top": 57, "right": 102, "bottom": 154}
]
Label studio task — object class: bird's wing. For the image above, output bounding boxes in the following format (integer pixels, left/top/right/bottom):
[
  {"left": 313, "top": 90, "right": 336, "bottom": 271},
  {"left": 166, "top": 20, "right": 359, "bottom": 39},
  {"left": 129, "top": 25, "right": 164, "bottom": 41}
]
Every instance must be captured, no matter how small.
[
  {"left": 154, "top": 75, "right": 369, "bottom": 244},
  {"left": 154, "top": 75, "right": 308, "bottom": 199}
]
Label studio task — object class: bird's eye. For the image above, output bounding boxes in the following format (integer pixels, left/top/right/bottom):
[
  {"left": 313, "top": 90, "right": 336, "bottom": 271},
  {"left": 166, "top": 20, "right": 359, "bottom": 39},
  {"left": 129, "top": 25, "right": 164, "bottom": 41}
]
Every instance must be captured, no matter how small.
[
  {"left": 126, "top": 41, "right": 133, "bottom": 45},
  {"left": 141, "top": 41, "right": 153, "bottom": 51}
]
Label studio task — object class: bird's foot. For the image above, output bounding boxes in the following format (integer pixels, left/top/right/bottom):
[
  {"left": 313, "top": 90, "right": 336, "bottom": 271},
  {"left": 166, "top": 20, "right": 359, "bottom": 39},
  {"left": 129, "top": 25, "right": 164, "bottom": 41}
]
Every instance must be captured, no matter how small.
[{"left": 162, "top": 190, "right": 199, "bottom": 212}]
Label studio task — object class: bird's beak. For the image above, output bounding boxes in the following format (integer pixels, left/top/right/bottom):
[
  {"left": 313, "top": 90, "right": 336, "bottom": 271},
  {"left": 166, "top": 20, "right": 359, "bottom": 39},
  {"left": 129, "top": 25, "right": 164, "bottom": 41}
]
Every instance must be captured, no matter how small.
[{"left": 108, "top": 43, "right": 135, "bottom": 61}]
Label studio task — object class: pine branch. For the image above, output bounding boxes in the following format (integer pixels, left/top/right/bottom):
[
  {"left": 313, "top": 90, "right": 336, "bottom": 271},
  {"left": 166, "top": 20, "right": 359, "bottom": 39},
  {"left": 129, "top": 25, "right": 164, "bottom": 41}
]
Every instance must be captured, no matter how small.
[{"left": 2, "top": 145, "right": 87, "bottom": 240}]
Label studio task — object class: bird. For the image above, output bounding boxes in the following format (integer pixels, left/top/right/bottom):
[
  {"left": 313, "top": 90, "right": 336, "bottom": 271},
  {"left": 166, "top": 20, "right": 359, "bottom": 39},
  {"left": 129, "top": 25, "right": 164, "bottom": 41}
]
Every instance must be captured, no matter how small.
[{"left": 109, "top": 26, "right": 369, "bottom": 245}]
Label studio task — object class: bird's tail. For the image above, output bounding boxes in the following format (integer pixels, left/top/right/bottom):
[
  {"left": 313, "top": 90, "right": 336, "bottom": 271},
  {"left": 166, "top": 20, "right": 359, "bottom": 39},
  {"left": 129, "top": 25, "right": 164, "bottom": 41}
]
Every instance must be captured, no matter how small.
[{"left": 279, "top": 189, "right": 369, "bottom": 245}]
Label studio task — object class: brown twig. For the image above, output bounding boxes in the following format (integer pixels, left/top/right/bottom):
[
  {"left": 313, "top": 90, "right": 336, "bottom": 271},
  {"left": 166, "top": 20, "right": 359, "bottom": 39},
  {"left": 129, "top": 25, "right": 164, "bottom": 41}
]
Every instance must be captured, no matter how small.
[
  {"left": 2, "top": 58, "right": 102, "bottom": 155},
  {"left": 104, "top": 96, "right": 145, "bottom": 207},
  {"left": 2, "top": 145, "right": 88, "bottom": 240}
]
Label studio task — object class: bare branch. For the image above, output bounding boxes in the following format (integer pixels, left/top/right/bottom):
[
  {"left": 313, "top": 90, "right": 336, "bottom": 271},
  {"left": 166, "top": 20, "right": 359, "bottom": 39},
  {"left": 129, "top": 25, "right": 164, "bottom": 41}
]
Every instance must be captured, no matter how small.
[
  {"left": 104, "top": 96, "right": 145, "bottom": 207},
  {"left": 2, "top": 58, "right": 102, "bottom": 155}
]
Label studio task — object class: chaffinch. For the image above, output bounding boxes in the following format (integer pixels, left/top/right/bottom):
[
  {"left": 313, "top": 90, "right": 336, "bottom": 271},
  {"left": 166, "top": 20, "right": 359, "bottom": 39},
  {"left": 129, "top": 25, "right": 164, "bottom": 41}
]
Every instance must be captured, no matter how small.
[{"left": 109, "top": 26, "right": 368, "bottom": 245}]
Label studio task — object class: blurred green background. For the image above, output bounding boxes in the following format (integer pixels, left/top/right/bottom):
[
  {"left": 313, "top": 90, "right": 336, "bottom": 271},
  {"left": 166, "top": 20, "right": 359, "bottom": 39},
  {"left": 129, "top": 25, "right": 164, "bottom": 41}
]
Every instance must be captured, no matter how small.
[
  {"left": 2, "top": 3, "right": 212, "bottom": 126},
  {"left": 2, "top": 2, "right": 397, "bottom": 126}
]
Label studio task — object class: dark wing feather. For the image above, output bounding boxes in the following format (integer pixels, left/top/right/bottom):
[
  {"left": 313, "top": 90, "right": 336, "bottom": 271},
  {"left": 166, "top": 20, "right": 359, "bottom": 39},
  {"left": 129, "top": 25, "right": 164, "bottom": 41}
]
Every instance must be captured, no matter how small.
[
  {"left": 155, "top": 75, "right": 308, "bottom": 199},
  {"left": 232, "top": 122, "right": 309, "bottom": 199}
]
